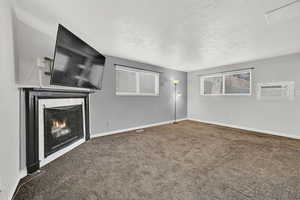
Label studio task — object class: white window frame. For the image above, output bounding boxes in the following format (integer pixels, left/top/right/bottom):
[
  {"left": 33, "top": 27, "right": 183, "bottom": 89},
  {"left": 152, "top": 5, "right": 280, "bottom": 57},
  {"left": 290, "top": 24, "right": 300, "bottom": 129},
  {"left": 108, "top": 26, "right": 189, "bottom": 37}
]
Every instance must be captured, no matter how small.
[
  {"left": 200, "top": 69, "right": 252, "bottom": 96},
  {"left": 200, "top": 74, "right": 224, "bottom": 96},
  {"left": 115, "top": 65, "right": 159, "bottom": 96},
  {"left": 223, "top": 70, "right": 252, "bottom": 96}
]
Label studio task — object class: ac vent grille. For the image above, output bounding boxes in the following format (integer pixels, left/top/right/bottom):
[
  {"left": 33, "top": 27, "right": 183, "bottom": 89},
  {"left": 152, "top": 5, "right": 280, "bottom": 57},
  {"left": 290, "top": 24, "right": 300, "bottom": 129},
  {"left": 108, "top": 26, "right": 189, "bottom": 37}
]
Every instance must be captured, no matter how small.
[{"left": 257, "top": 82, "right": 295, "bottom": 100}]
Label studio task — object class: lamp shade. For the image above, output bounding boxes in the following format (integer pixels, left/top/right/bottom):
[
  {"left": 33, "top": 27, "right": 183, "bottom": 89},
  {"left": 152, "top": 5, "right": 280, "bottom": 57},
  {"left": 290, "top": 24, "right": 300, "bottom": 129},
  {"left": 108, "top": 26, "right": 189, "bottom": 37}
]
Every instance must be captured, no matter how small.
[{"left": 172, "top": 80, "right": 180, "bottom": 84}]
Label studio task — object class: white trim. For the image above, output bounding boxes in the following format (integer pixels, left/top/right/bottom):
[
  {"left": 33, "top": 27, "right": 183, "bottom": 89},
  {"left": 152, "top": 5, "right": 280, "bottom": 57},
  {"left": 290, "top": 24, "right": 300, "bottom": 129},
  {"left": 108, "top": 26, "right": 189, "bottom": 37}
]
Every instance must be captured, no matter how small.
[
  {"left": 115, "top": 65, "right": 160, "bottom": 96},
  {"left": 88, "top": 94, "right": 92, "bottom": 139},
  {"left": 38, "top": 98, "right": 86, "bottom": 167},
  {"left": 200, "top": 74, "right": 223, "bottom": 96},
  {"left": 222, "top": 74, "right": 226, "bottom": 95},
  {"left": 223, "top": 70, "right": 252, "bottom": 96},
  {"left": 41, "top": 139, "right": 85, "bottom": 167},
  {"left": 16, "top": 84, "right": 93, "bottom": 92},
  {"left": 19, "top": 168, "right": 28, "bottom": 179},
  {"left": 116, "top": 92, "right": 159, "bottom": 96},
  {"left": 223, "top": 69, "right": 251, "bottom": 76},
  {"left": 188, "top": 118, "right": 300, "bottom": 140},
  {"left": 7, "top": 178, "right": 20, "bottom": 200},
  {"left": 91, "top": 118, "right": 188, "bottom": 139},
  {"left": 200, "top": 69, "right": 252, "bottom": 96}
]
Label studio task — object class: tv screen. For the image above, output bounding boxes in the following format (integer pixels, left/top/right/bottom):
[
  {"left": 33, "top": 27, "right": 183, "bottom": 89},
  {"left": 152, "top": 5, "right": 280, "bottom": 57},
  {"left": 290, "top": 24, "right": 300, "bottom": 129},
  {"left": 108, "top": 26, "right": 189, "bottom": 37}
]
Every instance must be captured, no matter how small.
[{"left": 50, "top": 24, "right": 106, "bottom": 90}]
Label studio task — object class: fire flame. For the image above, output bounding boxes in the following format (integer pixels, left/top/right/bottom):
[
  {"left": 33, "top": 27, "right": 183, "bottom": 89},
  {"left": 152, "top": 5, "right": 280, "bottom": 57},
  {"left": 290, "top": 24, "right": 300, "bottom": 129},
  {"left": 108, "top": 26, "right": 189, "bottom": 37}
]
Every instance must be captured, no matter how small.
[{"left": 52, "top": 120, "right": 67, "bottom": 129}]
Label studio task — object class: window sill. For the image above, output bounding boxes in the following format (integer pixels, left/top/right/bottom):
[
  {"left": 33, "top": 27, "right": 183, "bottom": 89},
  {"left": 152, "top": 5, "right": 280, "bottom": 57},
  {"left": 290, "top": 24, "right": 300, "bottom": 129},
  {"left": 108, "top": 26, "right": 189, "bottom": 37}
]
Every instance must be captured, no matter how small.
[{"left": 116, "top": 93, "right": 159, "bottom": 97}]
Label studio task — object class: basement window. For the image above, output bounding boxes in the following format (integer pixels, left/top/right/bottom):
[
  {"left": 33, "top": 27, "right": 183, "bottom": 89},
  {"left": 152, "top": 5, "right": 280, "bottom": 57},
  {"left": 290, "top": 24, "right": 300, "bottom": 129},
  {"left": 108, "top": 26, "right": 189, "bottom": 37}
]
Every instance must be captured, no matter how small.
[
  {"left": 201, "top": 74, "right": 223, "bottom": 95},
  {"left": 116, "top": 65, "right": 159, "bottom": 96},
  {"left": 200, "top": 70, "right": 252, "bottom": 96}
]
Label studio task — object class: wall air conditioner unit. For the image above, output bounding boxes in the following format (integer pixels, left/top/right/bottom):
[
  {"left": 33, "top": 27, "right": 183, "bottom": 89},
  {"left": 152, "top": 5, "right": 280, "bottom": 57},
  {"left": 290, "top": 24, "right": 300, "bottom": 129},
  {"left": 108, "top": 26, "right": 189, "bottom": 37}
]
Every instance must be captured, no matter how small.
[{"left": 257, "top": 82, "right": 295, "bottom": 100}]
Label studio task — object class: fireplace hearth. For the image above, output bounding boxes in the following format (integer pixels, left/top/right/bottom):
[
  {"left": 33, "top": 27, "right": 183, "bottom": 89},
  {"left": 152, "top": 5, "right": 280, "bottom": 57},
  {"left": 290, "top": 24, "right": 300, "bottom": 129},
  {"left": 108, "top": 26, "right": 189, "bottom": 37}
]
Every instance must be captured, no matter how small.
[{"left": 25, "top": 88, "right": 91, "bottom": 173}]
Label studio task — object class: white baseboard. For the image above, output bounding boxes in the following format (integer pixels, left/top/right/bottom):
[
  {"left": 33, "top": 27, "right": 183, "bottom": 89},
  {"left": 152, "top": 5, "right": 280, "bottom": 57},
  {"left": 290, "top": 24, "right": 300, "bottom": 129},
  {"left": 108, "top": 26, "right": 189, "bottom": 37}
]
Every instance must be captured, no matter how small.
[
  {"left": 91, "top": 118, "right": 187, "bottom": 139},
  {"left": 19, "top": 168, "right": 27, "bottom": 179},
  {"left": 188, "top": 118, "right": 300, "bottom": 140},
  {"left": 4, "top": 168, "right": 30, "bottom": 200},
  {"left": 7, "top": 177, "right": 20, "bottom": 200}
]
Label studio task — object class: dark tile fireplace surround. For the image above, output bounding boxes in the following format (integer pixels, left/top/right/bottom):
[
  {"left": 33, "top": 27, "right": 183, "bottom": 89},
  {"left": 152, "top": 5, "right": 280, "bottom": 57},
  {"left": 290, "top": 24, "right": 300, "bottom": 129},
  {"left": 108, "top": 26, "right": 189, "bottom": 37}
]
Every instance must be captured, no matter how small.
[{"left": 25, "top": 88, "right": 91, "bottom": 173}]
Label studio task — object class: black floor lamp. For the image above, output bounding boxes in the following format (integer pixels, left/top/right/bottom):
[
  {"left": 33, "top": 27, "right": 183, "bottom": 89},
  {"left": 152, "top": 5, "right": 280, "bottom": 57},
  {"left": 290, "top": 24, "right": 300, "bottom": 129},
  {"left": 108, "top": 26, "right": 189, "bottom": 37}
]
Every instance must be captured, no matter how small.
[{"left": 172, "top": 80, "right": 180, "bottom": 124}]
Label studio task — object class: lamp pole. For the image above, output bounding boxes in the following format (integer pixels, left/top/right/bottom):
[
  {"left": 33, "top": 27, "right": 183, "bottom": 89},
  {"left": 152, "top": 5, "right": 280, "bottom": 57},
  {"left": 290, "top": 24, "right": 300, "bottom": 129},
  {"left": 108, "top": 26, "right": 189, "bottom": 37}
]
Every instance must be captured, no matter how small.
[
  {"left": 174, "top": 83, "right": 177, "bottom": 124},
  {"left": 172, "top": 80, "right": 179, "bottom": 124}
]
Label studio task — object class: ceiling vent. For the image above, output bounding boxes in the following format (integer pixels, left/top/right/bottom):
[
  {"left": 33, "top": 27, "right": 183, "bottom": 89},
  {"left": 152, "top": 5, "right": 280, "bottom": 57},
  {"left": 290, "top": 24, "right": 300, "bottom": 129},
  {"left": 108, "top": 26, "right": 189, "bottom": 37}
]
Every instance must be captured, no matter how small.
[{"left": 265, "top": 0, "right": 300, "bottom": 24}]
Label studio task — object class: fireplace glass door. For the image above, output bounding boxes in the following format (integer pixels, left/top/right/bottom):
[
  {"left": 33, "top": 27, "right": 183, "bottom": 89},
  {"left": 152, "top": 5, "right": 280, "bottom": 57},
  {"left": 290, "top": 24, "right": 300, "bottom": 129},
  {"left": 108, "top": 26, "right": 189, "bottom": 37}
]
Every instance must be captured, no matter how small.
[{"left": 44, "top": 104, "right": 84, "bottom": 157}]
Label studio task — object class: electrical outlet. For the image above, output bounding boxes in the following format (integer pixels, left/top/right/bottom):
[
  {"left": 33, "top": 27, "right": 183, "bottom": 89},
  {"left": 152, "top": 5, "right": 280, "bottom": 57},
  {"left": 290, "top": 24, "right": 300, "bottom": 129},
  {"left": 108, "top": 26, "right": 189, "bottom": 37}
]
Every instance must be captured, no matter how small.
[
  {"left": 106, "top": 121, "right": 110, "bottom": 128},
  {"left": 0, "top": 177, "right": 3, "bottom": 195}
]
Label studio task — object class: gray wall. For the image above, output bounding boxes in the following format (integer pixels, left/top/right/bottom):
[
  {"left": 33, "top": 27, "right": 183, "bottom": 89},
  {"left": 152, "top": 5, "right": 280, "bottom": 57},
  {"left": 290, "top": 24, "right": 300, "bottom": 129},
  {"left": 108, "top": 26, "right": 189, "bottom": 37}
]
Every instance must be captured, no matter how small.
[
  {"left": 0, "top": 0, "right": 21, "bottom": 199},
  {"left": 14, "top": 14, "right": 56, "bottom": 177},
  {"left": 188, "top": 53, "right": 300, "bottom": 138},
  {"left": 14, "top": 15, "right": 56, "bottom": 86},
  {"left": 90, "top": 56, "right": 187, "bottom": 135},
  {"left": 13, "top": 15, "right": 188, "bottom": 135},
  {"left": 14, "top": 14, "right": 187, "bottom": 172}
]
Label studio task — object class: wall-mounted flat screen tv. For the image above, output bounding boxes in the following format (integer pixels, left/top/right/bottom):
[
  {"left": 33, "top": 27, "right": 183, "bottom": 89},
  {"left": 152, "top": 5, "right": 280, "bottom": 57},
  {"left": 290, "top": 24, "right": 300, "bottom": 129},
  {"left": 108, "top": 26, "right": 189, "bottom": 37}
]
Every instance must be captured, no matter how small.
[{"left": 50, "top": 24, "right": 106, "bottom": 90}]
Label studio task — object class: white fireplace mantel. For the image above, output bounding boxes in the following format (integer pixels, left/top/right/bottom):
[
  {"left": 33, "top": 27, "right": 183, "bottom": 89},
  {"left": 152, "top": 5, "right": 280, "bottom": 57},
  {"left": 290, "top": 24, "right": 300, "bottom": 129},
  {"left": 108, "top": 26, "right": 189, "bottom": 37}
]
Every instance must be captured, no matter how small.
[{"left": 38, "top": 98, "right": 86, "bottom": 167}]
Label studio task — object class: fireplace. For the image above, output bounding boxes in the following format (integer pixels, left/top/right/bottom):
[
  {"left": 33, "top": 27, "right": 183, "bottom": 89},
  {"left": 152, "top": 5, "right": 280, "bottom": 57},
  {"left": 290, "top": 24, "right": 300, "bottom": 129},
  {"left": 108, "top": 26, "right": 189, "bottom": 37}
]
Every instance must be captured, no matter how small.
[
  {"left": 44, "top": 104, "right": 84, "bottom": 157},
  {"left": 25, "top": 88, "right": 91, "bottom": 173}
]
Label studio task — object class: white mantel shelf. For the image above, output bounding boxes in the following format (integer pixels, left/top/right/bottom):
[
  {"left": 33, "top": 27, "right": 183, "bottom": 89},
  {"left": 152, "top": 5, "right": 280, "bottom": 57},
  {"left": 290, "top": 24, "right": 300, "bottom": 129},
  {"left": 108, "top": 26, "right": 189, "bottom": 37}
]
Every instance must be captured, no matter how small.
[{"left": 16, "top": 84, "right": 96, "bottom": 93}]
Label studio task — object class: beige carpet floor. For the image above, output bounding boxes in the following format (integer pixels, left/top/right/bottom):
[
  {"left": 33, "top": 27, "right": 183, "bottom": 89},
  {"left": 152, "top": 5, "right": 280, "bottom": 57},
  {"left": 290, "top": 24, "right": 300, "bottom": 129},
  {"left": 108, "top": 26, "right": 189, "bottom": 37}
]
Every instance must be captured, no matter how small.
[{"left": 15, "top": 120, "right": 300, "bottom": 200}]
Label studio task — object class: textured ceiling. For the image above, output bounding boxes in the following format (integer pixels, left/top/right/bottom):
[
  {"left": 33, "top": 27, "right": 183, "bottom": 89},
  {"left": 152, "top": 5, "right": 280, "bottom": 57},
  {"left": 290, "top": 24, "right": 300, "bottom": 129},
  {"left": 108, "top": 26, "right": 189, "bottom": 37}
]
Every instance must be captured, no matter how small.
[{"left": 15, "top": 0, "right": 300, "bottom": 71}]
